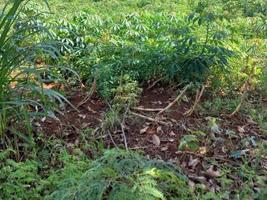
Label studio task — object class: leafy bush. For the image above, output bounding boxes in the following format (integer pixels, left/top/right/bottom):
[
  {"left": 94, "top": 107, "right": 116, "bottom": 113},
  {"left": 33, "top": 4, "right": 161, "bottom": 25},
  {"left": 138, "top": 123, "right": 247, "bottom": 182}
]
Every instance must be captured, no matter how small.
[
  {"left": 0, "top": 0, "right": 66, "bottom": 136},
  {"left": 48, "top": 149, "right": 193, "bottom": 200}
]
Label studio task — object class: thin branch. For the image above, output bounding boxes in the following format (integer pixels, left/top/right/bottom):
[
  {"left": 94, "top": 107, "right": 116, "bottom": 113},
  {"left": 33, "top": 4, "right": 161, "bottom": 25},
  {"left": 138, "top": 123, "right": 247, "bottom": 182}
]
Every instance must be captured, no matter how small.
[
  {"left": 184, "top": 84, "right": 205, "bottom": 117},
  {"left": 228, "top": 78, "right": 250, "bottom": 117},
  {"left": 121, "top": 123, "right": 128, "bottom": 151},
  {"left": 228, "top": 93, "right": 246, "bottom": 117},
  {"left": 77, "top": 76, "right": 97, "bottom": 108},
  {"left": 130, "top": 111, "right": 169, "bottom": 126},
  {"left": 107, "top": 130, "right": 119, "bottom": 149},
  {"left": 158, "top": 83, "right": 191, "bottom": 115},
  {"left": 147, "top": 78, "right": 163, "bottom": 90},
  {"left": 132, "top": 107, "right": 162, "bottom": 112}
]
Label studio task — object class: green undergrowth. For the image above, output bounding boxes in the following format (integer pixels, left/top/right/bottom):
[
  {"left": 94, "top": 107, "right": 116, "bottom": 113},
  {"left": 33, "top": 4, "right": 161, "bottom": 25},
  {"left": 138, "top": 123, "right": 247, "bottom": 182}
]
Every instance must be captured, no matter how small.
[
  {"left": 1, "top": 147, "right": 266, "bottom": 200},
  {"left": 0, "top": 147, "right": 194, "bottom": 200},
  {"left": 47, "top": 150, "right": 193, "bottom": 200}
]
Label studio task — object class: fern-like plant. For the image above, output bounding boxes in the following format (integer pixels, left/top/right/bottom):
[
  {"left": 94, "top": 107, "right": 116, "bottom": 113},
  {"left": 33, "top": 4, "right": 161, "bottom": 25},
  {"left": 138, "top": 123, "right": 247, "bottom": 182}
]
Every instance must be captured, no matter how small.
[{"left": 48, "top": 149, "right": 193, "bottom": 200}]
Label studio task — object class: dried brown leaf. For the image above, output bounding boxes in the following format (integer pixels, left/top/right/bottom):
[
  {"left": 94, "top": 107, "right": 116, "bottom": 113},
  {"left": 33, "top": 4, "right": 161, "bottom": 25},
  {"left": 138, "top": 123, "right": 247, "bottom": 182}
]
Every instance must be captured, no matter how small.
[
  {"left": 140, "top": 126, "right": 149, "bottom": 134},
  {"left": 206, "top": 166, "right": 221, "bottom": 178},
  {"left": 169, "top": 131, "right": 176, "bottom": 136},
  {"left": 161, "top": 146, "right": 168, "bottom": 151},
  {"left": 152, "top": 134, "right": 161, "bottom": 146},
  {"left": 188, "top": 156, "right": 200, "bottom": 169},
  {"left": 157, "top": 126, "right": 164, "bottom": 134},
  {"left": 237, "top": 126, "right": 245, "bottom": 133}
]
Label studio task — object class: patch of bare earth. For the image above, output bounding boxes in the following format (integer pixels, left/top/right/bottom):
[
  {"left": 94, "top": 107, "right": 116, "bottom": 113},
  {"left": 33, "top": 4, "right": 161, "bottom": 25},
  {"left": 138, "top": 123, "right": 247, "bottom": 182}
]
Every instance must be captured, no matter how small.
[{"left": 35, "top": 85, "right": 266, "bottom": 192}]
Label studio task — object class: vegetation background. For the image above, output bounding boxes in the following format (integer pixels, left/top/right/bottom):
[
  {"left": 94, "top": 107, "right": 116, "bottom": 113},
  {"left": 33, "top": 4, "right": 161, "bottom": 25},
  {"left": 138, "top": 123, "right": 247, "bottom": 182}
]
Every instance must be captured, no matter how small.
[{"left": 0, "top": 0, "right": 266, "bottom": 199}]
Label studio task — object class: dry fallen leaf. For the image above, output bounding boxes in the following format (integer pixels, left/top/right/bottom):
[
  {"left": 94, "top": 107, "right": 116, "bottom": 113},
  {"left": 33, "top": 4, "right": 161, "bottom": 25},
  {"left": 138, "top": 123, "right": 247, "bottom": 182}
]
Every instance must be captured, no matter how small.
[
  {"left": 199, "top": 146, "right": 207, "bottom": 154},
  {"left": 246, "top": 118, "right": 257, "bottom": 125},
  {"left": 161, "top": 146, "right": 168, "bottom": 151},
  {"left": 188, "top": 180, "right": 195, "bottom": 190},
  {"left": 78, "top": 114, "right": 86, "bottom": 119},
  {"left": 169, "top": 131, "right": 176, "bottom": 136},
  {"left": 87, "top": 106, "right": 97, "bottom": 113},
  {"left": 188, "top": 156, "right": 200, "bottom": 169},
  {"left": 157, "top": 126, "right": 163, "bottom": 134},
  {"left": 81, "top": 122, "right": 91, "bottom": 129},
  {"left": 140, "top": 126, "right": 149, "bottom": 134},
  {"left": 188, "top": 175, "right": 207, "bottom": 183},
  {"left": 237, "top": 126, "right": 245, "bottom": 133},
  {"left": 152, "top": 134, "right": 161, "bottom": 146},
  {"left": 34, "top": 122, "right": 41, "bottom": 127},
  {"left": 206, "top": 166, "right": 221, "bottom": 178}
]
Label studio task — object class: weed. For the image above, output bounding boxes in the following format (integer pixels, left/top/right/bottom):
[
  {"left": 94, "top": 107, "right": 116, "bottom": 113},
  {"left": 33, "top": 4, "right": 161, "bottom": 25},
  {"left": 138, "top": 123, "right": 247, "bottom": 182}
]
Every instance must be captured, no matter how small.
[{"left": 48, "top": 149, "right": 193, "bottom": 200}]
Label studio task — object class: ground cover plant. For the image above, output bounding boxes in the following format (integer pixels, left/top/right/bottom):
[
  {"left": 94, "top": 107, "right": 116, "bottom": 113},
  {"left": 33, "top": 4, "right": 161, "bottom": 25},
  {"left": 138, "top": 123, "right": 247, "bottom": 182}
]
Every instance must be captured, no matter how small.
[{"left": 0, "top": 0, "right": 266, "bottom": 199}]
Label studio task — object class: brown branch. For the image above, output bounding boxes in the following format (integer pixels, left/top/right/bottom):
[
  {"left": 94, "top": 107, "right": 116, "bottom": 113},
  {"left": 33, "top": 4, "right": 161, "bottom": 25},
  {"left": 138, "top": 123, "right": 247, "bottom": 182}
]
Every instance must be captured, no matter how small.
[
  {"left": 147, "top": 78, "right": 163, "bottom": 90},
  {"left": 228, "top": 78, "right": 250, "bottom": 117},
  {"left": 130, "top": 111, "right": 169, "bottom": 126},
  {"left": 77, "top": 76, "right": 97, "bottom": 108},
  {"left": 158, "top": 83, "right": 191, "bottom": 115},
  {"left": 184, "top": 84, "right": 205, "bottom": 117},
  {"left": 132, "top": 107, "right": 162, "bottom": 112},
  {"left": 120, "top": 123, "right": 128, "bottom": 151}
]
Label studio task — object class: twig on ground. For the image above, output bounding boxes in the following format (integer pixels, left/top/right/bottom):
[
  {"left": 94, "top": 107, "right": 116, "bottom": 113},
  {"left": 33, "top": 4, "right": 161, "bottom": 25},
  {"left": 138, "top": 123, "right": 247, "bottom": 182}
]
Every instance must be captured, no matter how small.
[
  {"left": 228, "top": 79, "right": 250, "bottom": 117},
  {"left": 132, "top": 107, "right": 162, "bottom": 112},
  {"left": 121, "top": 123, "right": 128, "bottom": 151},
  {"left": 129, "top": 146, "right": 149, "bottom": 150},
  {"left": 184, "top": 84, "right": 205, "bottom": 117},
  {"left": 130, "top": 111, "right": 169, "bottom": 126},
  {"left": 107, "top": 130, "right": 119, "bottom": 149},
  {"left": 158, "top": 83, "right": 191, "bottom": 115},
  {"left": 147, "top": 78, "right": 163, "bottom": 90},
  {"left": 228, "top": 93, "right": 246, "bottom": 117},
  {"left": 77, "top": 76, "right": 97, "bottom": 108}
]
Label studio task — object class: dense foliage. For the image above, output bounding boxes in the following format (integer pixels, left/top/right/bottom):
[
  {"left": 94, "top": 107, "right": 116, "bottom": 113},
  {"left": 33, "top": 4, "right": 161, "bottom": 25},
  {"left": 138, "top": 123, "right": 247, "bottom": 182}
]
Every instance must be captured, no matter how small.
[
  {"left": 0, "top": 0, "right": 266, "bottom": 199},
  {"left": 48, "top": 150, "right": 192, "bottom": 200}
]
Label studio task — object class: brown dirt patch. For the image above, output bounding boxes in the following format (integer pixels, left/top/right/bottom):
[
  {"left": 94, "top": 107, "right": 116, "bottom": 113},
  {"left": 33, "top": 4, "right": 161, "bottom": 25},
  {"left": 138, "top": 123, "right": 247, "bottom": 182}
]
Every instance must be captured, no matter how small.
[
  {"left": 35, "top": 86, "right": 265, "bottom": 163},
  {"left": 37, "top": 91, "right": 106, "bottom": 143}
]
